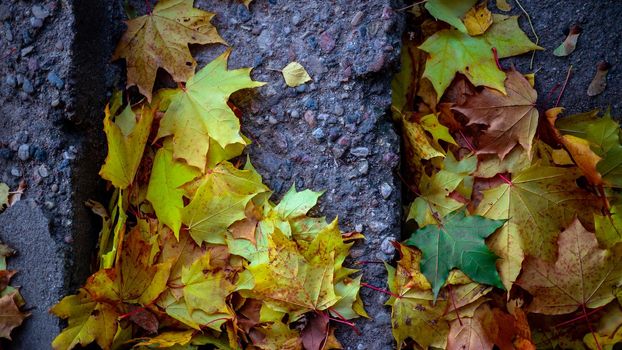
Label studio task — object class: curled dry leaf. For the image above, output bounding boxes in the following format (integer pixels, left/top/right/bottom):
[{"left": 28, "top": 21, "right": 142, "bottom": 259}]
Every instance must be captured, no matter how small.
[
  {"left": 553, "top": 24, "right": 581, "bottom": 57},
  {"left": 282, "top": 62, "right": 312, "bottom": 87},
  {"left": 587, "top": 61, "right": 610, "bottom": 97}
]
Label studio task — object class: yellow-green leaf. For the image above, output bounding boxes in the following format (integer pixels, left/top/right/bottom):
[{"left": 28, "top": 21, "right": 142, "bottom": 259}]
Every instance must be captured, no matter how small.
[
  {"left": 51, "top": 291, "right": 118, "bottom": 350},
  {"left": 146, "top": 146, "right": 200, "bottom": 238},
  {"left": 99, "top": 105, "right": 154, "bottom": 189},
  {"left": 156, "top": 50, "right": 265, "bottom": 170},
  {"left": 282, "top": 62, "right": 312, "bottom": 87}
]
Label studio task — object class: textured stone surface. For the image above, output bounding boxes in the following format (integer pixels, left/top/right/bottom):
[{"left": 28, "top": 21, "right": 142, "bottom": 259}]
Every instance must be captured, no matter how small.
[{"left": 1, "top": 0, "right": 621, "bottom": 348}]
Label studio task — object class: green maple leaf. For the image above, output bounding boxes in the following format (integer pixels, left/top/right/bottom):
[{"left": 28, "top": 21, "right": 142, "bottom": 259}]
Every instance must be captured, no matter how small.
[
  {"left": 405, "top": 210, "right": 505, "bottom": 299},
  {"left": 419, "top": 14, "right": 542, "bottom": 99},
  {"left": 51, "top": 290, "right": 118, "bottom": 350},
  {"left": 425, "top": 0, "right": 477, "bottom": 33},
  {"left": 156, "top": 50, "right": 265, "bottom": 170},
  {"left": 99, "top": 104, "right": 154, "bottom": 189},
  {"left": 146, "top": 145, "right": 200, "bottom": 239}
]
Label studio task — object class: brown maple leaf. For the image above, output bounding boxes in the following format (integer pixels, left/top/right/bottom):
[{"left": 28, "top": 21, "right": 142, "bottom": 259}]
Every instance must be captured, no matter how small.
[
  {"left": 516, "top": 218, "right": 622, "bottom": 315},
  {"left": 112, "top": 0, "right": 226, "bottom": 101},
  {"left": 0, "top": 292, "right": 29, "bottom": 340},
  {"left": 453, "top": 69, "right": 539, "bottom": 159}
]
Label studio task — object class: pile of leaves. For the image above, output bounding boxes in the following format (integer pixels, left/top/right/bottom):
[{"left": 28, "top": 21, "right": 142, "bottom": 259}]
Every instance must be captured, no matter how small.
[
  {"left": 0, "top": 235, "right": 30, "bottom": 341},
  {"left": 390, "top": 0, "right": 622, "bottom": 349},
  {"left": 51, "top": 1, "right": 365, "bottom": 349}
]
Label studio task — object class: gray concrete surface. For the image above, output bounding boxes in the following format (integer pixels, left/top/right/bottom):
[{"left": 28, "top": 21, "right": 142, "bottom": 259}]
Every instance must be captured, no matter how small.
[{"left": 0, "top": 0, "right": 620, "bottom": 348}]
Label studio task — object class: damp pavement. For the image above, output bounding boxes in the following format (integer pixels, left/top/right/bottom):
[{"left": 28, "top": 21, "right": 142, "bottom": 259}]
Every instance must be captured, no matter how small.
[{"left": 0, "top": 0, "right": 620, "bottom": 348}]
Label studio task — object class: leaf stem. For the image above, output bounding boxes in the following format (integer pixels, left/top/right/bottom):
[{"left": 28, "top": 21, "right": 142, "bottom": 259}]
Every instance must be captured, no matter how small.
[
  {"left": 395, "top": 0, "right": 428, "bottom": 12},
  {"left": 514, "top": 0, "right": 539, "bottom": 69},
  {"left": 554, "top": 305, "right": 605, "bottom": 328},
  {"left": 328, "top": 308, "right": 362, "bottom": 335},
  {"left": 447, "top": 284, "right": 462, "bottom": 326},
  {"left": 361, "top": 282, "right": 401, "bottom": 299},
  {"left": 555, "top": 65, "right": 573, "bottom": 107},
  {"left": 582, "top": 303, "right": 602, "bottom": 350}
]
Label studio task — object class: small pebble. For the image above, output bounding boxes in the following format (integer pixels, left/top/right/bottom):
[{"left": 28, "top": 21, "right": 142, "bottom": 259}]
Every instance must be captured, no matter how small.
[
  {"left": 17, "top": 144, "right": 30, "bottom": 161},
  {"left": 351, "top": 11, "right": 364, "bottom": 27},
  {"left": 22, "top": 79, "right": 34, "bottom": 94},
  {"left": 5, "top": 75, "right": 16, "bottom": 88},
  {"left": 10, "top": 167, "right": 21, "bottom": 177},
  {"left": 291, "top": 14, "right": 302, "bottom": 26},
  {"left": 334, "top": 105, "right": 344, "bottom": 116},
  {"left": 30, "top": 17, "right": 43, "bottom": 29},
  {"left": 380, "top": 182, "right": 392, "bottom": 199},
  {"left": 55, "top": 41, "right": 64, "bottom": 51},
  {"left": 51, "top": 99, "right": 60, "bottom": 107},
  {"left": 357, "top": 160, "right": 369, "bottom": 175},
  {"left": 355, "top": 224, "right": 364, "bottom": 232},
  {"left": 268, "top": 116, "right": 278, "bottom": 125},
  {"left": 47, "top": 71, "right": 64, "bottom": 89},
  {"left": 380, "top": 237, "right": 396, "bottom": 255},
  {"left": 304, "top": 111, "right": 316, "bottom": 128},
  {"left": 311, "top": 128, "right": 325, "bottom": 141},
  {"left": 319, "top": 31, "right": 336, "bottom": 52},
  {"left": 37, "top": 164, "right": 49, "bottom": 178},
  {"left": 44, "top": 201, "right": 55, "bottom": 210},
  {"left": 20, "top": 46, "right": 33, "bottom": 56},
  {"left": 0, "top": 149, "right": 11, "bottom": 160},
  {"left": 290, "top": 110, "right": 299, "bottom": 118},
  {"left": 31, "top": 5, "right": 49, "bottom": 19},
  {"left": 369, "top": 220, "right": 388, "bottom": 233},
  {"left": 51, "top": 183, "right": 59, "bottom": 192},
  {"left": 350, "top": 147, "right": 369, "bottom": 157}
]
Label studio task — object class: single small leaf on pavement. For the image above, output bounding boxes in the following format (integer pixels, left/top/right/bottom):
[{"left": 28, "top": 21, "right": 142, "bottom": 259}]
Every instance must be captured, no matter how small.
[
  {"left": 156, "top": 50, "right": 265, "bottom": 170},
  {"left": 553, "top": 25, "right": 581, "bottom": 57},
  {"left": 112, "top": 0, "right": 225, "bottom": 100},
  {"left": 282, "top": 62, "right": 312, "bottom": 87},
  {"left": 0, "top": 183, "right": 8, "bottom": 208},
  {"left": 405, "top": 210, "right": 505, "bottom": 299},
  {"left": 454, "top": 69, "right": 538, "bottom": 159},
  {"left": 516, "top": 218, "right": 622, "bottom": 315}
]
